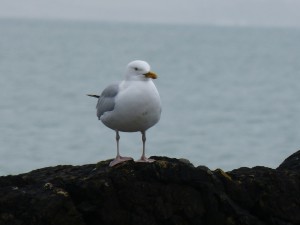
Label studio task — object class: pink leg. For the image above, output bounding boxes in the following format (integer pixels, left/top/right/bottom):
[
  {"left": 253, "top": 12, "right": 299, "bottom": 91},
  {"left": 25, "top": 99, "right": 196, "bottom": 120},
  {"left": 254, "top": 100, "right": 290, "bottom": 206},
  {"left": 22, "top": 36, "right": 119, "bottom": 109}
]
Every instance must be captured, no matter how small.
[
  {"left": 109, "top": 131, "right": 133, "bottom": 167},
  {"left": 136, "top": 131, "right": 155, "bottom": 163}
]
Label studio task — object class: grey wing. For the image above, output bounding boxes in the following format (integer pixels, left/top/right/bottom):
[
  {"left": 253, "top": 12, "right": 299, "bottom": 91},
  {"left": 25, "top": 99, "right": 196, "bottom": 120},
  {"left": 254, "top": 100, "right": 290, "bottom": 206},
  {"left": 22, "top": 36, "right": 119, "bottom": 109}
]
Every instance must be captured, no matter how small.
[{"left": 96, "top": 83, "right": 120, "bottom": 119}]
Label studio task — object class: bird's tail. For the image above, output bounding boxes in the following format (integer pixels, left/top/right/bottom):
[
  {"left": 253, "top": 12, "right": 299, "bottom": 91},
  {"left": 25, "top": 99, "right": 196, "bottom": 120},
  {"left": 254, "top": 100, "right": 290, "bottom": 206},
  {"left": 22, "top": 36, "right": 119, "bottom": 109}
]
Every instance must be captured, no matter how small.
[{"left": 87, "top": 94, "right": 100, "bottom": 98}]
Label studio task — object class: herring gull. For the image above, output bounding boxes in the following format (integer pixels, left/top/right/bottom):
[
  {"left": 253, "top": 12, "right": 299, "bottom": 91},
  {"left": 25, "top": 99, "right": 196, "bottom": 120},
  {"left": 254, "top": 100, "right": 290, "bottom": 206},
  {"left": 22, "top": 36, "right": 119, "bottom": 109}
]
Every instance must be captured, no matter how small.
[{"left": 88, "top": 60, "right": 161, "bottom": 166}]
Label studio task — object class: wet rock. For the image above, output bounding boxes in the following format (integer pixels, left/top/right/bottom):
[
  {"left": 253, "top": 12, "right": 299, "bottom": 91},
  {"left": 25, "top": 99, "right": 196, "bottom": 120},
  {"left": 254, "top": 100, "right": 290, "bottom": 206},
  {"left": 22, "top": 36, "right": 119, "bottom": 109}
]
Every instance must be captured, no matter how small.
[{"left": 0, "top": 152, "right": 299, "bottom": 225}]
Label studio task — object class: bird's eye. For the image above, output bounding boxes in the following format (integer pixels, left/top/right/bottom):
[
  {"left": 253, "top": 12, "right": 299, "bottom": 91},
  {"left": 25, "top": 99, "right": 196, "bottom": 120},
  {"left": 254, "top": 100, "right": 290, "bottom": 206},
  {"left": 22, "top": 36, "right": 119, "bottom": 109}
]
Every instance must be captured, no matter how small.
[{"left": 134, "top": 67, "right": 138, "bottom": 71}]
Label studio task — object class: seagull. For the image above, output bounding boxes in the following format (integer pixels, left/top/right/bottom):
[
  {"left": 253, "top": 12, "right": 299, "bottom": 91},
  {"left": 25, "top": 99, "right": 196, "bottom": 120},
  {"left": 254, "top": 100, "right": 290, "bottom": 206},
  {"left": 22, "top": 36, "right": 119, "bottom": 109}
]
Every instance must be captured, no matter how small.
[{"left": 88, "top": 60, "right": 161, "bottom": 167}]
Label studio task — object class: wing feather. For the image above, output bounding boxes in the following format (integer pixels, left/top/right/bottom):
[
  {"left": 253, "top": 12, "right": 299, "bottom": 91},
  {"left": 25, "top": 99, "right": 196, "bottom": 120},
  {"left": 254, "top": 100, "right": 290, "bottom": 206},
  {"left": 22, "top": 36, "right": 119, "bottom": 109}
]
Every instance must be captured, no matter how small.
[{"left": 96, "top": 83, "right": 119, "bottom": 119}]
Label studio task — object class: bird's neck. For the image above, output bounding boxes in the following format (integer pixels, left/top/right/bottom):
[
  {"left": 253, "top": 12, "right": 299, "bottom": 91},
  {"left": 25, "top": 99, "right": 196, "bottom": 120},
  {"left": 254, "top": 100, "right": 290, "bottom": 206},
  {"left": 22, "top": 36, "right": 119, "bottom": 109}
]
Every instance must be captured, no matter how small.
[{"left": 124, "top": 74, "right": 149, "bottom": 82}]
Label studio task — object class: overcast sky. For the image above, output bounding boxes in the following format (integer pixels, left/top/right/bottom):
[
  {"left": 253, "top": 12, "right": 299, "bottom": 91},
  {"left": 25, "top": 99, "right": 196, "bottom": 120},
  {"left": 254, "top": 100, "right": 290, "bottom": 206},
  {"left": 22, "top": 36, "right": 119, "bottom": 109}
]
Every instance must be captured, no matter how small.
[{"left": 1, "top": 0, "right": 300, "bottom": 27}]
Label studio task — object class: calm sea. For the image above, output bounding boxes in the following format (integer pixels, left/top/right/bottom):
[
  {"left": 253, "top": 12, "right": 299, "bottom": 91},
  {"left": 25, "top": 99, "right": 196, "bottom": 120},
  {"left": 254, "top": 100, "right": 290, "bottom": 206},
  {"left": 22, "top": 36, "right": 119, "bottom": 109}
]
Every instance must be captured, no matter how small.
[{"left": 1, "top": 18, "right": 300, "bottom": 175}]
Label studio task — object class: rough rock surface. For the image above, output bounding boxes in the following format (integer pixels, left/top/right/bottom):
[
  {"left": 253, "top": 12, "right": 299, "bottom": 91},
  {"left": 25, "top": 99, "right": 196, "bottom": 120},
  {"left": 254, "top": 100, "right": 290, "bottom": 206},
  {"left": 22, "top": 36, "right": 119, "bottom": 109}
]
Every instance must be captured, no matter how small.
[{"left": 0, "top": 151, "right": 300, "bottom": 225}]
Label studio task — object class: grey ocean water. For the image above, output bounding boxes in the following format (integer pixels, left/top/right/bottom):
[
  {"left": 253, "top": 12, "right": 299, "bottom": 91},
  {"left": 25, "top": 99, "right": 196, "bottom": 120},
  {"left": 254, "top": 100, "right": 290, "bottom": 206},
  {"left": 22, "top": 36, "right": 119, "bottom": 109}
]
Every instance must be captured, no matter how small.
[{"left": 1, "top": 19, "right": 300, "bottom": 175}]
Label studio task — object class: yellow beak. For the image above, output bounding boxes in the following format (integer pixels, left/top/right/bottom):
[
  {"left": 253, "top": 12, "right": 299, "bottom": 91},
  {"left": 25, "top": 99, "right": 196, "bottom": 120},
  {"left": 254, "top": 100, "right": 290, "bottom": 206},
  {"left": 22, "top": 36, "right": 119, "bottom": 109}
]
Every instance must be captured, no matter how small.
[{"left": 144, "top": 71, "right": 157, "bottom": 79}]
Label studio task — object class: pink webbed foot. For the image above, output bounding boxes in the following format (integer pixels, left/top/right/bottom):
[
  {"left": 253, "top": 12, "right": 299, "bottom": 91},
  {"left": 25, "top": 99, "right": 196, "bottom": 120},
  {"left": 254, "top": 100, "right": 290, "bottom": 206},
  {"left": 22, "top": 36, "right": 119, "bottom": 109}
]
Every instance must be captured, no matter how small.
[
  {"left": 109, "top": 156, "right": 133, "bottom": 167},
  {"left": 136, "top": 156, "right": 155, "bottom": 163}
]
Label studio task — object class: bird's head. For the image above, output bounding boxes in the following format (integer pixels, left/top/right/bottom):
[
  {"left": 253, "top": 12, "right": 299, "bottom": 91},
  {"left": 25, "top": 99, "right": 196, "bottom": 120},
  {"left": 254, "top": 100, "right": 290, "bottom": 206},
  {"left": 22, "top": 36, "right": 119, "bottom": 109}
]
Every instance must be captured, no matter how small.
[{"left": 125, "top": 60, "right": 157, "bottom": 81}]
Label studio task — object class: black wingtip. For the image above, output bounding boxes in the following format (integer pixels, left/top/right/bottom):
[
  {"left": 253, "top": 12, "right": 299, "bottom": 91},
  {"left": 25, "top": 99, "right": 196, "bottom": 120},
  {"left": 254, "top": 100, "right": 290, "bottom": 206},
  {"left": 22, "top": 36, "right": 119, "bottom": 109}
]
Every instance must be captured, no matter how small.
[{"left": 87, "top": 94, "right": 100, "bottom": 98}]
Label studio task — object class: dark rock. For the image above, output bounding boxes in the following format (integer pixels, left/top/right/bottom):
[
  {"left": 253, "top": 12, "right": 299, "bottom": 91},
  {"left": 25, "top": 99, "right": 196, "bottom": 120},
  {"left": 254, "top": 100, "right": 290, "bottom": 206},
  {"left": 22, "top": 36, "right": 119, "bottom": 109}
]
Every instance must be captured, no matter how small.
[
  {"left": 277, "top": 150, "right": 300, "bottom": 171},
  {"left": 0, "top": 153, "right": 299, "bottom": 225}
]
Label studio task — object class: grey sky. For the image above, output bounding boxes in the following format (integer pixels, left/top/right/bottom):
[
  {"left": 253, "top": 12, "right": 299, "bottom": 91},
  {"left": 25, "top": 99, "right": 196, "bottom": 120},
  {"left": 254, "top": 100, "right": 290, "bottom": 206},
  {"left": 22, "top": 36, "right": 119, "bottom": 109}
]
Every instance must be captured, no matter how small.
[{"left": 1, "top": 0, "right": 300, "bottom": 27}]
